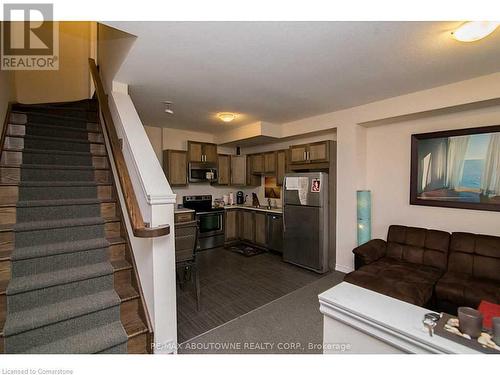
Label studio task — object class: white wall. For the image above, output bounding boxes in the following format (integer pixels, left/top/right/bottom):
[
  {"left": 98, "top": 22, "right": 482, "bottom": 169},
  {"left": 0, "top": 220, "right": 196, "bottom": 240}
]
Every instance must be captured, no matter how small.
[{"left": 366, "top": 105, "right": 500, "bottom": 239}]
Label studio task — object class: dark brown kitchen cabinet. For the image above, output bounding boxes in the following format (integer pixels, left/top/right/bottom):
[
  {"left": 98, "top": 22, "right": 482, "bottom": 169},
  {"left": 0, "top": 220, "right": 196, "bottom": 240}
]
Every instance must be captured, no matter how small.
[
  {"left": 187, "top": 141, "right": 218, "bottom": 163},
  {"left": 225, "top": 209, "right": 239, "bottom": 242},
  {"left": 263, "top": 152, "right": 276, "bottom": 173},
  {"left": 230, "top": 155, "right": 247, "bottom": 186},
  {"left": 254, "top": 212, "right": 267, "bottom": 246},
  {"left": 251, "top": 154, "right": 264, "bottom": 174},
  {"left": 163, "top": 150, "right": 187, "bottom": 186},
  {"left": 217, "top": 154, "right": 231, "bottom": 185},
  {"left": 246, "top": 156, "right": 261, "bottom": 186},
  {"left": 289, "top": 141, "right": 330, "bottom": 164},
  {"left": 241, "top": 210, "right": 255, "bottom": 242},
  {"left": 276, "top": 149, "right": 287, "bottom": 186}
]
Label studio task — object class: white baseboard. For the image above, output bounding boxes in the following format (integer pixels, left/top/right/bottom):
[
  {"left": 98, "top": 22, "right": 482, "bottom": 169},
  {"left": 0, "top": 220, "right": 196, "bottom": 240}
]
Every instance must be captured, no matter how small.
[{"left": 335, "top": 264, "right": 354, "bottom": 274}]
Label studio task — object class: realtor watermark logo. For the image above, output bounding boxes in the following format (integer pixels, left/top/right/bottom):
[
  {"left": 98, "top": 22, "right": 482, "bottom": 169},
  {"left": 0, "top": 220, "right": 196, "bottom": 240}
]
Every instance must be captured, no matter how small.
[{"left": 1, "top": 3, "right": 59, "bottom": 70}]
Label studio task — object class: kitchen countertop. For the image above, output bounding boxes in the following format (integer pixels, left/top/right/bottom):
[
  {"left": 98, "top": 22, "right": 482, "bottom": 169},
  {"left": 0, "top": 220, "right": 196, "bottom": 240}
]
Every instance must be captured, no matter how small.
[{"left": 223, "top": 205, "right": 283, "bottom": 214}]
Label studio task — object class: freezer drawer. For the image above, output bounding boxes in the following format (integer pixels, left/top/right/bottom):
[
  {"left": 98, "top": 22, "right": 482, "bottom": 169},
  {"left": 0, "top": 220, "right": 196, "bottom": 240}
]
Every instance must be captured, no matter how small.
[{"left": 283, "top": 205, "right": 328, "bottom": 273}]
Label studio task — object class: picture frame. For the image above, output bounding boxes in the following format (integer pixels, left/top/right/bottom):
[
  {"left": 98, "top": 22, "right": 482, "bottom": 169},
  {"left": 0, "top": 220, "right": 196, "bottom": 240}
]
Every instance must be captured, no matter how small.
[{"left": 410, "top": 124, "right": 500, "bottom": 212}]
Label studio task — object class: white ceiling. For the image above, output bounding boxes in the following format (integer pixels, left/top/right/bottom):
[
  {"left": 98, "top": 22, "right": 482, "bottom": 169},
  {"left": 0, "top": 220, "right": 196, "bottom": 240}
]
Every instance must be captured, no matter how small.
[{"left": 107, "top": 21, "right": 500, "bottom": 133}]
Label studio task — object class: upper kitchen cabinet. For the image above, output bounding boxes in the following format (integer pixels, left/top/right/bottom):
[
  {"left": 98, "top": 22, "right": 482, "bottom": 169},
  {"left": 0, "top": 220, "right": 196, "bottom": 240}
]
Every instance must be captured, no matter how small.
[
  {"left": 217, "top": 154, "right": 231, "bottom": 185},
  {"left": 250, "top": 154, "right": 264, "bottom": 174},
  {"left": 230, "top": 155, "right": 247, "bottom": 186},
  {"left": 188, "top": 141, "right": 218, "bottom": 163},
  {"left": 246, "top": 156, "right": 261, "bottom": 186},
  {"left": 289, "top": 141, "right": 331, "bottom": 165},
  {"left": 163, "top": 150, "right": 188, "bottom": 186},
  {"left": 276, "top": 149, "right": 287, "bottom": 186},
  {"left": 263, "top": 152, "right": 276, "bottom": 174}
]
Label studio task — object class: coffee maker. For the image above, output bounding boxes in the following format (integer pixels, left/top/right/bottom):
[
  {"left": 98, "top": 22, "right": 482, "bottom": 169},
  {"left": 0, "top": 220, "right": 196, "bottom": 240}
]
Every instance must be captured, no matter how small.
[{"left": 236, "top": 191, "right": 245, "bottom": 205}]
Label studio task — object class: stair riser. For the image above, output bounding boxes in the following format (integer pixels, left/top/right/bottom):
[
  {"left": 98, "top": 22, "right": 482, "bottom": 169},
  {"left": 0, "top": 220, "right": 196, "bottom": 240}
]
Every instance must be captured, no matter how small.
[
  {"left": 19, "top": 185, "right": 98, "bottom": 200},
  {"left": 11, "top": 109, "right": 98, "bottom": 122},
  {"left": 25, "top": 138, "right": 91, "bottom": 153},
  {"left": 0, "top": 185, "right": 112, "bottom": 205},
  {"left": 0, "top": 259, "right": 9, "bottom": 281},
  {"left": 17, "top": 203, "right": 101, "bottom": 223},
  {"left": 0, "top": 168, "right": 111, "bottom": 184},
  {"left": 0, "top": 222, "right": 119, "bottom": 252},
  {"left": 9, "top": 124, "right": 97, "bottom": 141},
  {"left": 11, "top": 248, "right": 108, "bottom": 278},
  {"left": 114, "top": 268, "right": 132, "bottom": 288},
  {"left": 2, "top": 151, "right": 92, "bottom": 166},
  {"left": 5, "top": 305, "right": 121, "bottom": 353},
  {"left": 15, "top": 224, "right": 105, "bottom": 248},
  {"left": 109, "top": 243, "right": 125, "bottom": 262},
  {"left": 120, "top": 295, "right": 139, "bottom": 323},
  {"left": 26, "top": 114, "right": 89, "bottom": 129},
  {"left": 4, "top": 136, "right": 105, "bottom": 154},
  {"left": 127, "top": 333, "right": 149, "bottom": 354},
  {"left": 7, "top": 275, "right": 114, "bottom": 313}
]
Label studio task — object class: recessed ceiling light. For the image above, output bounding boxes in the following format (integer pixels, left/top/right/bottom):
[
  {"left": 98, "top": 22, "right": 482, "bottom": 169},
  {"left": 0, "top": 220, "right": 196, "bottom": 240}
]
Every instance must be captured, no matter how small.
[
  {"left": 451, "top": 21, "right": 500, "bottom": 42},
  {"left": 217, "top": 112, "right": 236, "bottom": 123},
  {"left": 163, "top": 101, "right": 173, "bottom": 114}
]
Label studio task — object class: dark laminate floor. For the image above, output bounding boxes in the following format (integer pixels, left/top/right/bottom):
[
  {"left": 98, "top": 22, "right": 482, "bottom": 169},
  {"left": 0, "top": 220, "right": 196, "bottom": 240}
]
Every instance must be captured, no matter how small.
[{"left": 176, "top": 247, "right": 326, "bottom": 343}]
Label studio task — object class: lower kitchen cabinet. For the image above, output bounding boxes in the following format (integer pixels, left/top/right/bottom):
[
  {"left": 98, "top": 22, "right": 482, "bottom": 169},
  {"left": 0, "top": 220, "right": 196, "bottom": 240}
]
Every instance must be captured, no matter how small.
[
  {"left": 225, "top": 209, "right": 239, "bottom": 241},
  {"left": 224, "top": 208, "right": 283, "bottom": 252},
  {"left": 241, "top": 210, "right": 255, "bottom": 242},
  {"left": 254, "top": 212, "right": 267, "bottom": 246}
]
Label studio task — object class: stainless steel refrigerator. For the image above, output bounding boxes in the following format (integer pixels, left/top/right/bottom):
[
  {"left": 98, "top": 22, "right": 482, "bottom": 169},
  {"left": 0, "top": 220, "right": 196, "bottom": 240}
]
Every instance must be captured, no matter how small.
[{"left": 283, "top": 172, "right": 329, "bottom": 273}]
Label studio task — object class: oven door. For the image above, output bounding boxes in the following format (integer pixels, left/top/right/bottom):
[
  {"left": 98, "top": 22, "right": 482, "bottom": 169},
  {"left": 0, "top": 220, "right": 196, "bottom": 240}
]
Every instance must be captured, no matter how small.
[{"left": 197, "top": 211, "right": 224, "bottom": 238}]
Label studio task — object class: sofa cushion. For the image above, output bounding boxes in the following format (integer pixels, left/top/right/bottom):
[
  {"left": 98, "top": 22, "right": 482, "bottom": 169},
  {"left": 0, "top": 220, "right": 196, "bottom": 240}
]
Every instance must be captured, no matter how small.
[
  {"left": 435, "top": 272, "right": 500, "bottom": 308},
  {"left": 344, "top": 258, "right": 443, "bottom": 306},
  {"left": 449, "top": 232, "right": 500, "bottom": 282},
  {"left": 385, "top": 225, "right": 450, "bottom": 271}
]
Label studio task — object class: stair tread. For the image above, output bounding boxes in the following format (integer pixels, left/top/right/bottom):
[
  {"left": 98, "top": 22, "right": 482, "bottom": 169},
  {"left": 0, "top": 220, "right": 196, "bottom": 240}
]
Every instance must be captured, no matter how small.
[
  {"left": 14, "top": 216, "right": 105, "bottom": 232},
  {"left": 108, "top": 237, "right": 126, "bottom": 246},
  {"left": 0, "top": 181, "right": 111, "bottom": 187},
  {"left": 5, "top": 133, "right": 104, "bottom": 144},
  {"left": 11, "top": 110, "right": 96, "bottom": 123},
  {"left": 123, "top": 316, "right": 148, "bottom": 338},
  {"left": 3, "top": 147, "right": 105, "bottom": 156},
  {"left": 18, "top": 122, "right": 101, "bottom": 134},
  {"left": 111, "top": 259, "right": 132, "bottom": 272},
  {"left": 12, "top": 238, "right": 110, "bottom": 261},
  {"left": 21, "top": 321, "right": 127, "bottom": 354},
  {"left": 0, "top": 163, "right": 109, "bottom": 170},
  {"left": 15, "top": 197, "right": 113, "bottom": 208},
  {"left": 12, "top": 103, "right": 96, "bottom": 113},
  {"left": 3, "top": 289, "right": 120, "bottom": 337},
  {"left": 115, "top": 284, "right": 139, "bottom": 302},
  {"left": 6, "top": 261, "right": 113, "bottom": 296}
]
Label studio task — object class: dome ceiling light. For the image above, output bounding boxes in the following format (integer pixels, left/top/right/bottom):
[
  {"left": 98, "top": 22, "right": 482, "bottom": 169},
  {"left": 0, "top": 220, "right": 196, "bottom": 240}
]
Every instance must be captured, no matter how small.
[
  {"left": 217, "top": 112, "right": 236, "bottom": 123},
  {"left": 451, "top": 21, "right": 500, "bottom": 42}
]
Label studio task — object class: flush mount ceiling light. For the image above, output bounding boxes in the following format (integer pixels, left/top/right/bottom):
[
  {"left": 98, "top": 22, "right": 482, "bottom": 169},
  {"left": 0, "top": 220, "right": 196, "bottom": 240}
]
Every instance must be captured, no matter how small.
[
  {"left": 217, "top": 112, "right": 236, "bottom": 123},
  {"left": 451, "top": 21, "right": 500, "bottom": 42},
  {"left": 163, "top": 101, "right": 173, "bottom": 114}
]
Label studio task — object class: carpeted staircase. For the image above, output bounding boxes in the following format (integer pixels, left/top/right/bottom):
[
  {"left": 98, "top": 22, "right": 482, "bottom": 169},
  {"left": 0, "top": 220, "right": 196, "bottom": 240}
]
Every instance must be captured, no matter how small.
[{"left": 0, "top": 100, "right": 151, "bottom": 353}]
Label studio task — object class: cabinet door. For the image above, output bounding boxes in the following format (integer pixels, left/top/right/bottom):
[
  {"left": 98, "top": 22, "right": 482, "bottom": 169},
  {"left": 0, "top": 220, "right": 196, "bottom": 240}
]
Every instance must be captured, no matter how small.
[
  {"left": 251, "top": 154, "right": 264, "bottom": 173},
  {"left": 308, "top": 141, "right": 329, "bottom": 163},
  {"left": 187, "top": 141, "right": 203, "bottom": 162},
  {"left": 163, "top": 150, "right": 187, "bottom": 186},
  {"left": 276, "top": 150, "right": 286, "bottom": 186},
  {"left": 289, "top": 145, "right": 308, "bottom": 164},
  {"left": 246, "top": 156, "right": 261, "bottom": 186},
  {"left": 230, "top": 155, "right": 246, "bottom": 186},
  {"left": 203, "top": 143, "right": 218, "bottom": 163},
  {"left": 225, "top": 209, "right": 238, "bottom": 241},
  {"left": 242, "top": 211, "right": 255, "bottom": 242},
  {"left": 217, "top": 154, "right": 230, "bottom": 185},
  {"left": 264, "top": 152, "right": 276, "bottom": 173},
  {"left": 254, "top": 212, "right": 267, "bottom": 246}
]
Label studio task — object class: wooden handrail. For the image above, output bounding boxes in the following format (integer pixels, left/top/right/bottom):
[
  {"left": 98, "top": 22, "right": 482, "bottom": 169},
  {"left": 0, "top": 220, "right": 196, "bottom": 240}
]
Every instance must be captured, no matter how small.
[
  {"left": 88, "top": 58, "right": 170, "bottom": 238},
  {"left": 1, "top": 102, "right": 13, "bottom": 155}
]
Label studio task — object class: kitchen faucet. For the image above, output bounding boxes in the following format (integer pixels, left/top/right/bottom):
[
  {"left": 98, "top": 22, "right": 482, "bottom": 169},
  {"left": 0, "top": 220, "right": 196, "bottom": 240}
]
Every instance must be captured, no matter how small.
[{"left": 267, "top": 198, "right": 272, "bottom": 210}]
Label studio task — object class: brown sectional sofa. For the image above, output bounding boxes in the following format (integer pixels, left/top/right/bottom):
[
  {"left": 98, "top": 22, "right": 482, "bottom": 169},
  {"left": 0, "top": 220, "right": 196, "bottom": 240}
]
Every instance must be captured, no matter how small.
[{"left": 344, "top": 225, "right": 500, "bottom": 313}]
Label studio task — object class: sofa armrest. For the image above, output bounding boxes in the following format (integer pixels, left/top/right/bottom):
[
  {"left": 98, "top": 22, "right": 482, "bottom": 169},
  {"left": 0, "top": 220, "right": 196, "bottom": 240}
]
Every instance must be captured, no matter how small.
[{"left": 352, "top": 239, "right": 387, "bottom": 269}]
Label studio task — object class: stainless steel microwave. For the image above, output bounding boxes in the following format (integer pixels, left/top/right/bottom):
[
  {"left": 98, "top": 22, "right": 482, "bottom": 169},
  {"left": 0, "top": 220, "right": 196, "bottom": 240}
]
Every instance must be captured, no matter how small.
[{"left": 188, "top": 162, "right": 218, "bottom": 183}]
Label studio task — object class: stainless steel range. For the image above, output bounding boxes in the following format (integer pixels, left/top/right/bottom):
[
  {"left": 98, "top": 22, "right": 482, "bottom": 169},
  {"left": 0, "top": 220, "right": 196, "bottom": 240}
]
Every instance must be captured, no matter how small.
[{"left": 182, "top": 195, "right": 225, "bottom": 251}]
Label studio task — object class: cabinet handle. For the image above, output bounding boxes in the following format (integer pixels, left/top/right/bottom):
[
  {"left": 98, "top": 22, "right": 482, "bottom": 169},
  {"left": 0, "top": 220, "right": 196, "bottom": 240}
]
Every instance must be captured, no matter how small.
[
  {"left": 303, "top": 151, "right": 306, "bottom": 161},
  {"left": 307, "top": 151, "right": 310, "bottom": 160}
]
